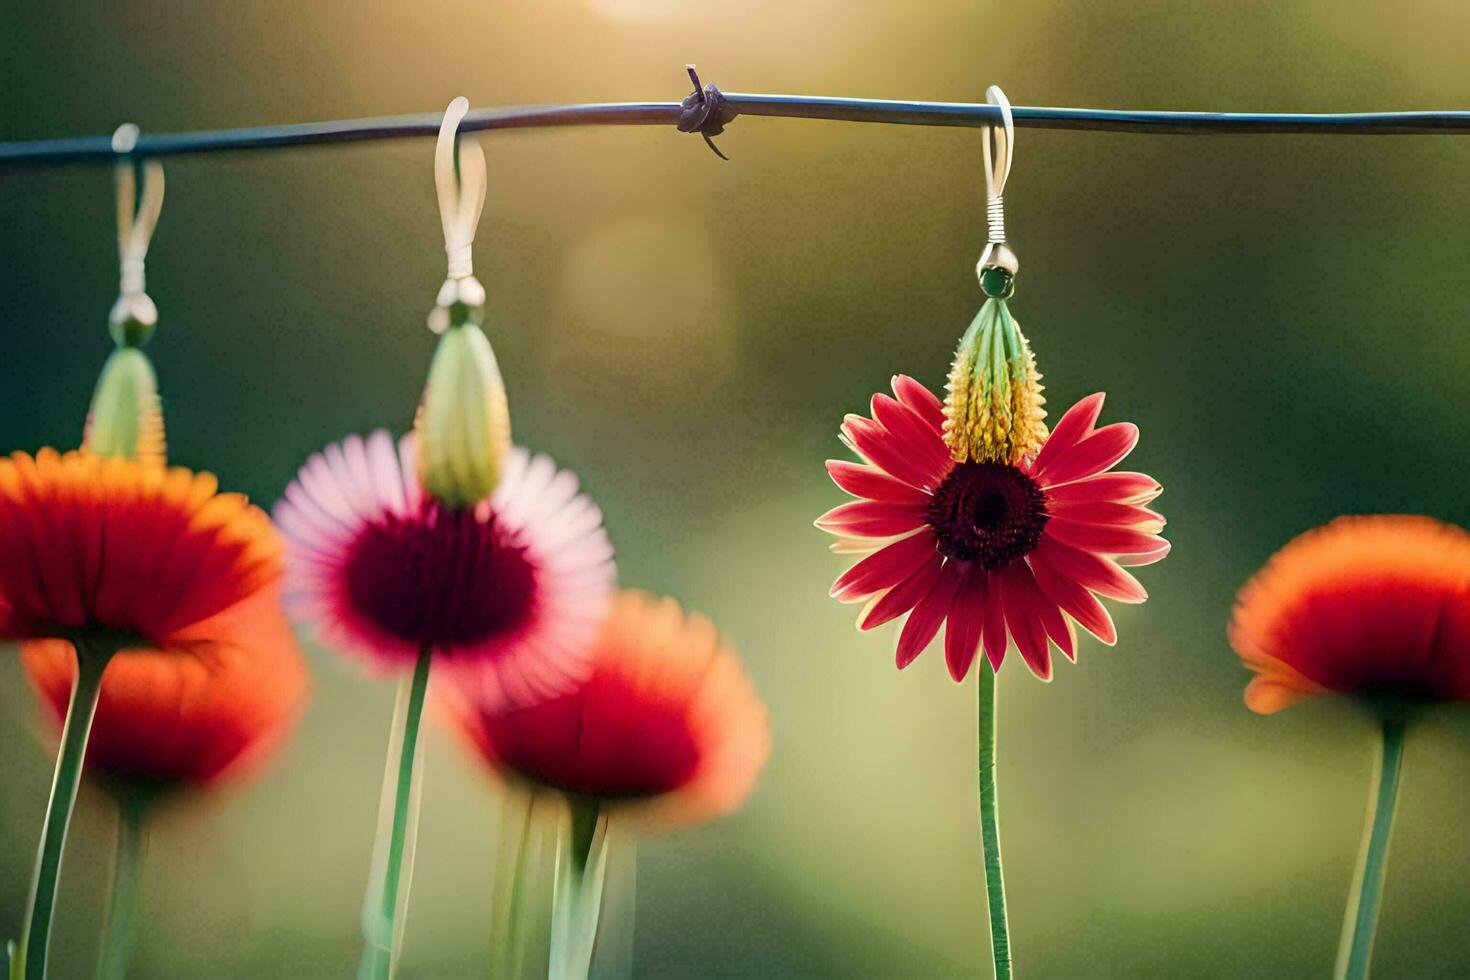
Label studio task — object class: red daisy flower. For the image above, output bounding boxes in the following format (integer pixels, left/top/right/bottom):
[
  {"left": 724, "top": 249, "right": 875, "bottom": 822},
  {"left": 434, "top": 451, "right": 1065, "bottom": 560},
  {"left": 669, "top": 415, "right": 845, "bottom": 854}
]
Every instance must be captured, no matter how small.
[
  {"left": 817, "top": 376, "right": 1169, "bottom": 681},
  {"left": 444, "top": 590, "right": 769, "bottom": 830},
  {"left": 1229, "top": 515, "right": 1470, "bottom": 714}
]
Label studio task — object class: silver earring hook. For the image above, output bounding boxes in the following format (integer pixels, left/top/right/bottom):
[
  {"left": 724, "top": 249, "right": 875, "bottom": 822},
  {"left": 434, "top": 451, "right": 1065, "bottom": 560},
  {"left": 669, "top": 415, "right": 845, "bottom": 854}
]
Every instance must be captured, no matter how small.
[
  {"left": 110, "top": 123, "right": 164, "bottom": 338},
  {"left": 977, "top": 86, "right": 1018, "bottom": 283},
  {"left": 435, "top": 97, "right": 487, "bottom": 282},
  {"left": 429, "top": 98, "right": 488, "bottom": 332}
]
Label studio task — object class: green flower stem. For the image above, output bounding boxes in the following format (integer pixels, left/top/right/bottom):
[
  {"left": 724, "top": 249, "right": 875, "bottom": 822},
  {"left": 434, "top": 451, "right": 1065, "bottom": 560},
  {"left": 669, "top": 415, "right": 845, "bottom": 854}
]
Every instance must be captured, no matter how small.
[
  {"left": 549, "top": 798, "right": 611, "bottom": 980},
  {"left": 19, "top": 636, "right": 115, "bottom": 980},
  {"left": 359, "top": 644, "right": 432, "bottom": 980},
  {"left": 98, "top": 791, "right": 149, "bottom": 980},
  {"left": 378, "top": 647, "right": 431, "bottom": 941},
  {"left": 977, "top": 664, "right": 1012, "bottom": 980},
  {"left": 491, "top": 791, "right": 539, "bottom": 978},
  {"left": 1336, "top": 718, "right": 1407, "bottom": 980}
]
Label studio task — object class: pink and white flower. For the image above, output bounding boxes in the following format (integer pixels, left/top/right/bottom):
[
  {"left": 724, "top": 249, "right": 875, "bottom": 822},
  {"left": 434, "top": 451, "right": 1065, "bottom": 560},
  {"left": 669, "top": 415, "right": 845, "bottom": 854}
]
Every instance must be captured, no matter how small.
[{"left": 274, "top": 430, "right": 615, "bottom": 710}]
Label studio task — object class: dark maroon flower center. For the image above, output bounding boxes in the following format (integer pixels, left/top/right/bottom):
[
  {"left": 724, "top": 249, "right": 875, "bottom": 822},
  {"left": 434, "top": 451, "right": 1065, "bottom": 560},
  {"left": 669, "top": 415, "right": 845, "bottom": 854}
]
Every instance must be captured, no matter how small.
[
  {"left": 926, "top": 462, "right": 1048, "bottom": 568},
  {"left": 344, "top": 503, "right": 537, "bottom": 650}
]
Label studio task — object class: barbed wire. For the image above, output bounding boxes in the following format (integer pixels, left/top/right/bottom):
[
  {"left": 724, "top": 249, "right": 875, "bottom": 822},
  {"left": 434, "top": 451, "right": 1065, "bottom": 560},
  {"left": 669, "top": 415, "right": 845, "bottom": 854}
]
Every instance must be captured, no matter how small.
[{"left": 2, "top": 67, "right": 1468, "bottom": 167}]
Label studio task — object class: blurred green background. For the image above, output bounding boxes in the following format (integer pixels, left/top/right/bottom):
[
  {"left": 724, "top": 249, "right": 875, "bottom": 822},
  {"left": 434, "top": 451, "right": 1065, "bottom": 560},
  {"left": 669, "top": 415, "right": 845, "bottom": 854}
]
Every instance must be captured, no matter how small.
[{"left": 4, "top": 1, "right": 1470, "bottom": 976}]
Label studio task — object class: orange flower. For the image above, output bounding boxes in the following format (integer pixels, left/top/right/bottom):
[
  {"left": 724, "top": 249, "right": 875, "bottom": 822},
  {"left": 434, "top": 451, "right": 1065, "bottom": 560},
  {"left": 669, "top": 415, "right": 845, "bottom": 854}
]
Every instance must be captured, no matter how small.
[
  {"left": 0, "top": 449, "right": 281, "bottom": 644},
  {"left": 0, "top": 449, "right": 306, "bottom": 783},
  {"left": 20, "top": 586, "right": 309, "bottom": 785},
  {"left": 2, "top": 447, "right": 304, "bottom": 976},
  {"left": 446, "top": 591, "right": 769, "bottom": 830},
  {"left": 1229, "top": 515, "right": 1470, "bottom": 714}
]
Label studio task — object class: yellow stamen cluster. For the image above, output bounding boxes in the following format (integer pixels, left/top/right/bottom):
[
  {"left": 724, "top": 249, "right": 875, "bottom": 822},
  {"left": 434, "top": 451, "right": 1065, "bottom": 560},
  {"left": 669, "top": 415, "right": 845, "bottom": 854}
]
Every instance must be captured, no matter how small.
[{"left": 942, "top": 298, "right": 1048, "bottom": 465}]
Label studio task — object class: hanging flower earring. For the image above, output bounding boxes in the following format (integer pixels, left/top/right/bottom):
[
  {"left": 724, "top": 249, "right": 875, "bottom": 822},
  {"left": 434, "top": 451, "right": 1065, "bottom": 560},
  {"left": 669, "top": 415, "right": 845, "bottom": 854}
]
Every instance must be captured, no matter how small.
[
  {"left": 273, "top": 98, "right": 615, "bottom": 980},
  {"left": 815, "top": 87, "right": 1170, "bottom": 979},
  {"left": 2, "top": 125, "right": 303, "bottom": 980},
  {"left": 86, "top": 124, "right": 166, "bottom": 463}
]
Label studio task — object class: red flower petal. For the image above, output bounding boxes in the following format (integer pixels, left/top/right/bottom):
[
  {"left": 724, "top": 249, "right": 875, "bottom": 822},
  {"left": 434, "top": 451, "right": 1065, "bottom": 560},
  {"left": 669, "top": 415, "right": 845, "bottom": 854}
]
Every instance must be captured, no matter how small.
[
  {"left": 1029, "top": 393, "right": 1105, "bottom": 477},
  {"left": 1044, "top": 471, "right": 1162, "bottom": 507},
  {"left": 944, "top": 565, "right": 988, "bottom": 681},
  {"left": 1027, "top": 570, "right": 1077, "bottom": 663},
  {"left": 858, "top": 553, "right": 943, "bottom": 630},
  {"left": 1045, "top": 498, "right": 1165, "bottom": 532},
  {"left": 1028, "top": 550, "right": 1118, "bottom": 645},
  {"left": 830, "top": 530, "right": 939, "bottom": 602},
  {"left": 1117, "top": 540, "right": 1172, "bottom": 566},
  {"left": 841, "top": 416, "right": 948, "bottom": 491},
  {"left": 871, "top": 394, "right": 953, "bottom": 484},
  {"left": 1035, "top": 422, "right": 1139, "bottom": 488},
  {"left": 896, "top": 560, "right": 962, "bottom": 669},
  {"left": 982, "top": 569, "right": 1009, "bottom": 672},
  {"left": 1001, "top": 563, "right": 1053, "bottom": 680},
  {"left": 891, "top": 375, "right": 946, "bottom": 434},
  {"left": 1244, "top": 675, "right": 1319, "bottom": 714},
  {"left": 1033, "top": 536, "right": 1148, "bottom": 603},
  {"left": 1047, "top": 608, "right": 1078, "bottom": 662},
  {"left": 825, "top": 460, "right": 931, "bottom": 505},
  {"left": 1043, "top": 518, "right": 1166, "bottom": 558},
  {"left": 815, "top": 500, "right": 929, "bottom": 538}
]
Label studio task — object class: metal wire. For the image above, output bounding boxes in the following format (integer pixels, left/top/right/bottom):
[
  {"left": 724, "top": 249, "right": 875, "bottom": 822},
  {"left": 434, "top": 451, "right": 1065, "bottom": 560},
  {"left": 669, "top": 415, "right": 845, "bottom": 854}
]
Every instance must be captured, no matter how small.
[{"left": 2, "top": 88, "right": 1469, "bottom": 167}]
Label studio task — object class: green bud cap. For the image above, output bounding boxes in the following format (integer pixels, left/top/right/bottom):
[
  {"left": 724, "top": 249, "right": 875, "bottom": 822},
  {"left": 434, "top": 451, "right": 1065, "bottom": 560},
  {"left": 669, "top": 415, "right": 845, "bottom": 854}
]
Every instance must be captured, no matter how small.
[
  {"left": 84, "top": 347, "right": 166, "bottom": 463},
  {"left": 979, "top": 267, "right": 1015, "bottom": 299},
  {"left": 108, "top": 292, "right": 158, "bottom": 348},
  {"left": 415, "top": 323, "right": 512, "bottom": 508},
  {"left": 427, "top": 274, "right": 487, "bottom": 334}
]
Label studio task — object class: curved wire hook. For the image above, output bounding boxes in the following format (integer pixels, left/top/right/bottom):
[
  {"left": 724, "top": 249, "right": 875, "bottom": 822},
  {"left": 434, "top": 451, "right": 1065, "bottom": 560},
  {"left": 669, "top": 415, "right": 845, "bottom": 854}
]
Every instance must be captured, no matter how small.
[
  {"left": 109, "top": 124, "right": 164, "bottom": 337},
  {"left": 112, "top": 123, "right": 164, "bottom": 299},
  {"left": 434, "top": 97, "right": 487, "bottom": 282},
  {"left": 978, "top": 86, "right": 1018, "bottom": 279},
  {"left": 982, "top": 85, "right": 1014, "bottom": 210}
]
